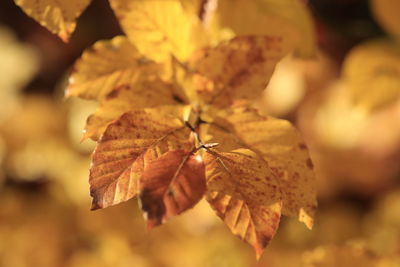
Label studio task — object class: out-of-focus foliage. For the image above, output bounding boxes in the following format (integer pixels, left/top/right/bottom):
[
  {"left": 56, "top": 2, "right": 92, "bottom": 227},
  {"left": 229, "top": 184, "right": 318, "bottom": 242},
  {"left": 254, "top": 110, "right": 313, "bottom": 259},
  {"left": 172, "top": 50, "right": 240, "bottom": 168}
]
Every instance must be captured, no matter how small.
[{"left": 370, "top": 0, "right": 400, "bottom": 39}]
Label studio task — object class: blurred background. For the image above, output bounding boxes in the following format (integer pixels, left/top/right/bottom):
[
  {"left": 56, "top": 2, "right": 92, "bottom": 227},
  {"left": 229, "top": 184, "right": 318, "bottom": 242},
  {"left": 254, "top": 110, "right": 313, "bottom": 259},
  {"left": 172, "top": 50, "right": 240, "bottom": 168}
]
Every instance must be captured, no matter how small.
[{"left": 0, "top": 0, "right": 399, "bottom": 266}]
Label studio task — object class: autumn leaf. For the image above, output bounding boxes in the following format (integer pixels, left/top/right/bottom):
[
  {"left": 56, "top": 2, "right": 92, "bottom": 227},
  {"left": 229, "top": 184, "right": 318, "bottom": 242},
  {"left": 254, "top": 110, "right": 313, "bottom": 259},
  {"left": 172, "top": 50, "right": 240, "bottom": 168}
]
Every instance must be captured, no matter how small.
[
  {"left": 66, "top": 36, "right": 162, "bottom": 100},
  {"left": 83, "top": 78, "right": 186, "bottom": 141},
  {"left": 202, "top": 107, "right": 317, "bottom": 229},
  {"left": 342, "top": 39, "right": 400, "bottom": 111},
  {"left": 213, "top": 0, "right": 316, "bottom": 58},
  {"left": 109, "top": 0, "right": 208, "bottom": 62},
  {"left": 14, "top": 0, "right": 91, "bottom": 42},
  {"left": 204, "top": 148, "right": 282, "bottom": 258},
  {"left": 189, "top": 36, "right": 286, "bottom": 108},
  {"left": 89, "top": 108, "right": 194, "bottom": 210},
  {"left": 139, "top": 150, "right": 206, "bottom": 229}
]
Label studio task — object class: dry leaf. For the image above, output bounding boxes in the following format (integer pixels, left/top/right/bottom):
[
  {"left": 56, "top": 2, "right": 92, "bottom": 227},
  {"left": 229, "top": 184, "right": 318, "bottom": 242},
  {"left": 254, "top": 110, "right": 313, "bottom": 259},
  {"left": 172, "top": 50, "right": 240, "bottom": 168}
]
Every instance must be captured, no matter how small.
[
  {"left": 202, "top": 107, "right": 317, "bottom": 228},
  {"left": 83, "top": 79, "right": 185, "bottom": 141},
  {"left": 190, "top": 36, "right": 286, "bottom": 108},
  {"left": 204, "top": 148, "right": 282, "bottom": 258},
  {"left": 67, "top": 36, "right": 162, "bottom": 100},
  {"left": 89, "top": 108, "right": 194, "bottom": 210},
  {"left": 139, "top": 150, "right": 206, "bottom": 229},
  {"left": 14, "top": 0, "right": 91, "bottom": 41}
]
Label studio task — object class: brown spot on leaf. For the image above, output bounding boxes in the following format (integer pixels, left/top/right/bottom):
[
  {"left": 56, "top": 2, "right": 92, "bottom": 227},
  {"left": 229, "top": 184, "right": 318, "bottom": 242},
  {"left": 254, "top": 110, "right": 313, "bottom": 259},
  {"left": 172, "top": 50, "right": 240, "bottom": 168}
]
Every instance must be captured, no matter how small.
[
  {"left": 298, "top": 143, "right": 307, "bottom": 150},
  {"left": 105, "top": 84, "right": 130, "bottom": 100},
  {"left": 306, "top": 158, "right": 314, "bottom": 169}
]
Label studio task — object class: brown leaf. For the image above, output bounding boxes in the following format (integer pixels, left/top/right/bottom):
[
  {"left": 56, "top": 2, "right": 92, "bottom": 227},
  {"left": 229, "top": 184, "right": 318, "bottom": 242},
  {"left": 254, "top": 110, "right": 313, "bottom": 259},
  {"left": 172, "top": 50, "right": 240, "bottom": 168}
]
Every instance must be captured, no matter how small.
[
  {"left": 204, "top": 148, "right": 282, "bottom": 258},
  {"left": 139, "top": 150, "right": 206, "bottom": 229},
  {"left": 89, "top": 108, "right": 194, "bottom": 210}
]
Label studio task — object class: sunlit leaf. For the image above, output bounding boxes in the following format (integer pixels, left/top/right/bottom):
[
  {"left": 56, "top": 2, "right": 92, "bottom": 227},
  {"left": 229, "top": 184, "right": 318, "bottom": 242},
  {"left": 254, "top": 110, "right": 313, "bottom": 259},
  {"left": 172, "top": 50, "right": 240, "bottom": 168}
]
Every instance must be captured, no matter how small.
[
  {"left": 83, "top": 77, "right": 186, "bottom": 141},
  {"left": 89, "top": 108, "right": 194, "bottom": 210},
  {"left": 190, "top": 36, "right": 286, "bottom": 108},
  {"left": 109, "top": 0, "right": 207, "bottom": 62},
  {"left": 202, "top": 107, "right": 317, "bottom": 229},
  {"left": 66, "top": 36, "right": 162, "bottom": 100},
  {"left": 204, "top": 148, "right": 282, "bottom": 258},
  {"left": 139, "top": 150, "right": 206, "bottom": 229},
  {"left": 14, "top": 0, "right": 91, "bottom": 41}
]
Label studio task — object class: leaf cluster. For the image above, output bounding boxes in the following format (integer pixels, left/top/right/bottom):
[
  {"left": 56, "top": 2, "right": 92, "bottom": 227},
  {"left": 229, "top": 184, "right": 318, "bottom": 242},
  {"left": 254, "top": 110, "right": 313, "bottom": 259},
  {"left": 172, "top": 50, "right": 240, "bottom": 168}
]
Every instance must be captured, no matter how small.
[{"left": 14, "top": 0, "right": 317, "bottom": 257}]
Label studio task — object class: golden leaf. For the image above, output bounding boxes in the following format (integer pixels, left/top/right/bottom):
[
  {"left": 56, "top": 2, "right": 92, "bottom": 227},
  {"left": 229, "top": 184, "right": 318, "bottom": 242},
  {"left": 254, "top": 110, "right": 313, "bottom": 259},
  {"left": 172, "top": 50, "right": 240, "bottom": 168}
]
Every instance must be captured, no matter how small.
[
  {"left": 89, "top": 108, "right": 194, "bottom": 210},
  {"left": 83, "top": 77, "right": 187, "bottom": 141},
  {"left": 109, "top": 0, "right": 207, "bottom": 62},
  {"left": 214, "top": 0, "right": 316, "bottom": 58},
  {"left": 66, "top": 36, "right": 162, "bottom": 100},
  {"left": 139, "top": 150, "right": 206, "bottom": 229},
  {"left": 204, "top": 148, "right": 282, "bottom": 258},
  {"left": 189, "top": 36, "right": 286, "bottom": 108},
  {"left": 342, "top": 39, "right": 400, "bottom": 111},
  {"left": 14, "top": 0, "right": 91, "bottom": 42},
  {"left": 202, "top": 107, "right": 317, "bottom": 229}
]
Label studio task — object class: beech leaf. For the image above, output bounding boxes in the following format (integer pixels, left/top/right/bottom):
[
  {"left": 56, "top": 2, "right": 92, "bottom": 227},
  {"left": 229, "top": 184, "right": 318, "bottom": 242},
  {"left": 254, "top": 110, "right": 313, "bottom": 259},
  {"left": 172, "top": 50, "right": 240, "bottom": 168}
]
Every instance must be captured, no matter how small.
[
  {"left": 202, "top": 107, "right": 317, "bottom": 229},
  {"left": 82, "top": 78, "right": 186, "bottom": 141},
  {"left": 139, "top": 150, "right": 206, "bottom": 229},
  {"left": 89, "top": 108, "right": 194, "bottom": 210},
  {"left": 109, "top": 0, "right": 207, "bottom": 62},
  {"left": 66, "top": 36, "right": 162, "bottom": 100},
  {"left": 14, "top": 0, "right": 91, "bottom": 42},
  {"left": 204, "top": 148, "right": 282, "bottom": 258},
  {"left": 190, "top": 36, "right": 286, "bottom": 108}
]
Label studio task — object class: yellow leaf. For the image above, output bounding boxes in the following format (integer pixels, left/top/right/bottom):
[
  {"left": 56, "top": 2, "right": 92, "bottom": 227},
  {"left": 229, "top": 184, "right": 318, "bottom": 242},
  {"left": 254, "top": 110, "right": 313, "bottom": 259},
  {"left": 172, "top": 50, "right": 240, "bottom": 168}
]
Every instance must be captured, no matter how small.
[
  {"left": 342, "top": 39, "right": 400, "bottom": 111},
  {"left": 371, "top": 0, "right": 400, "bottom": 39},
  {"left": 204, "top": 148, "right": 282, "bottom": 258},
  {"left": 214, "top": 0, "right": 316, "bottom": 57},
  {"left": 202, "top": 107, "right": 317, "bottom": 229},
  {"left": 66, "top": 36, "right": 162, "bottom": 100},
  {"left": 14, "top": 0, "right": 91, "bottom": 42},
  {"left": 109, "top": 0, "right": 207, "bottom": 62},
  {"left": 89, "top": 108, "right": 194, "bottom": 210},
  {"left": 83, "top": 76, "right": 186, "bottom": 141},
  {"left": 139, "top": 150, "right": 206, "bottom": 229},
  {"left": 189, "top": 36, "right": 286, "bottom": 108}
]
